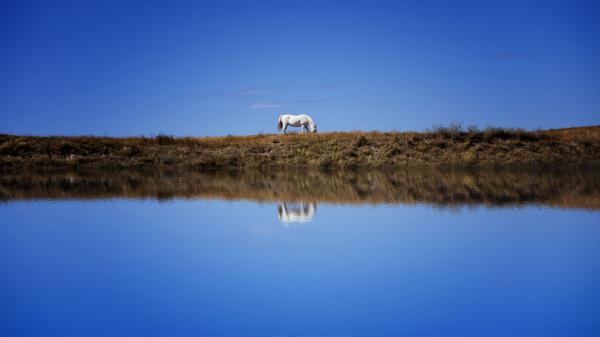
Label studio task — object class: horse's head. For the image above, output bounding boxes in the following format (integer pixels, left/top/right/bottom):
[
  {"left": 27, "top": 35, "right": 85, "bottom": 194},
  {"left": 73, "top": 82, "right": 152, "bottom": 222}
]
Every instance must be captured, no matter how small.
[{"left": 312, "top": 124, "right": 317, "bottom": 133}]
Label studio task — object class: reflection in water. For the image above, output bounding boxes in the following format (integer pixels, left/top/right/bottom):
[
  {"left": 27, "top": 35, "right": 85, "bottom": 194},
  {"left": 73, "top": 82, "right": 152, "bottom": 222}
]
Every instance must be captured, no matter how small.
[
  {"left": 1, "top": 168, "right": 599, "bottom": 337},
  {"left": 1, "top": 167, "right": 600, "bottom": 210},
  {"left": 278, "top": 202, "right": 316, "bottom": 224}
]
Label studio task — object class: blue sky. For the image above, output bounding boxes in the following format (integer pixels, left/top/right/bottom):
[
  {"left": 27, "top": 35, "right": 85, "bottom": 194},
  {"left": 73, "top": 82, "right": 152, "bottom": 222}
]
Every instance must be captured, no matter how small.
[{"left": 1, "top": 0, "right": 599, "bottom": 136}]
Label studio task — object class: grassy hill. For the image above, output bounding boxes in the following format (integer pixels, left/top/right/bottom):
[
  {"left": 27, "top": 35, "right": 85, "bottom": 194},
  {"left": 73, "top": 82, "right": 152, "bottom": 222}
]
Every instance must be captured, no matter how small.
[{"left": 1, "top": 125, "right": 599, "bottom": 169}]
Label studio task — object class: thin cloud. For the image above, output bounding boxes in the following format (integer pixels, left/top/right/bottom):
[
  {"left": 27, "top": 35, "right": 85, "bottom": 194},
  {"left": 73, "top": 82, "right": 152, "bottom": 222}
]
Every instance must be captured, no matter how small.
[
  {"left": 488, "top": 51, "right": 538, "bottom": 60},
  {"left": 312, "top": 80, "right": 347, "bottom": 89},
  {"left": 168, "top": 87, "right": 272, "bottom": 101},
  {"left": 168, "top": 80, "right": 346, "bottom": 102},
  {"left": 248, "top": 98, "right": 329, "bottom": 109},
  {"left": 234, "top": 89, "right": 272, "bottom": 96},
  {"left": 249, "top": 102, "right": 283, "bottom": 109}
]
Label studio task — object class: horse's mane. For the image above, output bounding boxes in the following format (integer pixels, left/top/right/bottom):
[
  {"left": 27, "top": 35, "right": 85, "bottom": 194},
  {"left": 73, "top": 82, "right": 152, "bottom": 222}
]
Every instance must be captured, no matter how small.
[{"left": 305, "top": 115, "right": 315, "bottom": 127}]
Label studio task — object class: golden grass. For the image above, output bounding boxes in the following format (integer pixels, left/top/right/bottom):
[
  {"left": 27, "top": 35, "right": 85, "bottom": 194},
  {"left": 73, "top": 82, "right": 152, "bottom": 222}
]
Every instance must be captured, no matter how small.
[{"left": 1, "top": 125, "right": 599, "bottom": 169}]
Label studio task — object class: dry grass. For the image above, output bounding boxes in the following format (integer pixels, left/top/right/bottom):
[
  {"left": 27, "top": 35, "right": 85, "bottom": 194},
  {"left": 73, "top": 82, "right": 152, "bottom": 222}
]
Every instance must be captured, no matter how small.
[
  {"left": 1, "top": 125, "right": 599, "bottom": 169},
  {"left": 2, "top": 167, "right": 599, "bottom": 210}
]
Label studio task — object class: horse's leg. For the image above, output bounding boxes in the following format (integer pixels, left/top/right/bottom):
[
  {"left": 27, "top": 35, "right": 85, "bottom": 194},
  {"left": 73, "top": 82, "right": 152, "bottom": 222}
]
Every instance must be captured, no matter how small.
[{"left": 283, "top": 123, "right": 288, "bottom": 134}]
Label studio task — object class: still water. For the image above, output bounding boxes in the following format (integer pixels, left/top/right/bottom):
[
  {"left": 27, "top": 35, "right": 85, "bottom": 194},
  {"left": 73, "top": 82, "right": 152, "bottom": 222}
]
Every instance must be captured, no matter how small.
[{"left": 1, "top": 168, "right": 599, "bottom": 337}]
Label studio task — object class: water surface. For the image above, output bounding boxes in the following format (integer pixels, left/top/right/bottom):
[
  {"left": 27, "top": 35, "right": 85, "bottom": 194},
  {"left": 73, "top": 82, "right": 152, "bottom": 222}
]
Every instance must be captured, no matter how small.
[{"left": 1, "top": 168, "right": 599, "bottom": 337}]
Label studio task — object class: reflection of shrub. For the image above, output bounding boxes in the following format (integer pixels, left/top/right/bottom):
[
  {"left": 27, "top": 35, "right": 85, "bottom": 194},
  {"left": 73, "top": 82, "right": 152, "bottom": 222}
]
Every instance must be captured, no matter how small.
[
  {"left": 160, "top": 155, "right": 177, "bottom": 165},
  {"left": 317, "top": 156, "right": 333, "bottom": 168}
]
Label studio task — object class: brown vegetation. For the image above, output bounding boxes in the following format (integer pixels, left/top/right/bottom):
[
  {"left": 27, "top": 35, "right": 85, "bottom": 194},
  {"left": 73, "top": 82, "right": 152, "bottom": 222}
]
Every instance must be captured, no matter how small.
[
  {"left": 1, "top": 167, "right": 599, "bottom": 210},
  {"left": 1, "top": 125, "right": 599, "bottom": 169}
]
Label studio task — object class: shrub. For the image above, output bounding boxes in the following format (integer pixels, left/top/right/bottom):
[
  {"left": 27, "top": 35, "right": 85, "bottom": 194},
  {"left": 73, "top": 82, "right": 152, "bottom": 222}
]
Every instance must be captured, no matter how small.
[
  {"left": 156, "top": 134, "right": 176, "bottom": 145},
  {"left": 354, "top": 135, "right": 369, "bottom": 147}
]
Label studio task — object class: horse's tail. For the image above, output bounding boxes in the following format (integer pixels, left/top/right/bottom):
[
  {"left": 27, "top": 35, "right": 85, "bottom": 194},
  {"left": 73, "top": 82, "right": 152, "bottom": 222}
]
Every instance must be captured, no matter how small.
[{"left": 277, "top": 115, "right": 283, "bottom": 130}]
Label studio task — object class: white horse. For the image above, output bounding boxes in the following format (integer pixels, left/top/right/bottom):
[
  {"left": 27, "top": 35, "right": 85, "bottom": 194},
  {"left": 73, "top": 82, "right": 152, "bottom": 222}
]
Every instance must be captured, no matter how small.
[{"left": 277, "top": 114, "right": 317, "bottom": 134}]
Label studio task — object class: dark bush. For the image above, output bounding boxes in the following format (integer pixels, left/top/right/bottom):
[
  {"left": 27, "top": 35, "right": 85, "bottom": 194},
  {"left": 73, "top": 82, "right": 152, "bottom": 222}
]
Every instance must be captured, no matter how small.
[
  {"left": 354, "top": 136, "right": 369, "bottom": 147},
  {"left": 156, "top": 134, "right": 176, "bottom": 145}
]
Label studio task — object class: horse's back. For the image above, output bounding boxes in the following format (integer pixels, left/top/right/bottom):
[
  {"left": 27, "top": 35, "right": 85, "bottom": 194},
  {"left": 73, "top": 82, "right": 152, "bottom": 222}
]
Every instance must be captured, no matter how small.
[
  {"left": 280, "top": 113, "right": 313, "bottom": 125},
  {"left": 295, "top": 114, "right": 310, "bottom": 121}
]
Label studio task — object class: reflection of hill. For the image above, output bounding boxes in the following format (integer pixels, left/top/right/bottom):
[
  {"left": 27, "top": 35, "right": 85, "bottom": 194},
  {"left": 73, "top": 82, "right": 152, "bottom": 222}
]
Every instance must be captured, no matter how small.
[{"left": 1, "top": 168, "right": 599, "bottom": 210}]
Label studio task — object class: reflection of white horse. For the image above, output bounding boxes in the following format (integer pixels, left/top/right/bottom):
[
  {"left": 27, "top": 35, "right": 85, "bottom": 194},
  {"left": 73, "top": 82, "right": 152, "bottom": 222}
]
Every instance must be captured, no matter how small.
[
  {"left": 277, "top": 114, "right": 317, "bottom": 134},
  {"left": 278, "top": 202, "right": 316, "bottom": 224}
]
